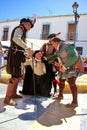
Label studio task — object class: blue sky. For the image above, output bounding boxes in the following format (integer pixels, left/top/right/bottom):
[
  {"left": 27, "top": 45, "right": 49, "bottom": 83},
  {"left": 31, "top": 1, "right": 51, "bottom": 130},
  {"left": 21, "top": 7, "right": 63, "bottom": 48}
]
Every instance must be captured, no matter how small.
[{"left": 0, "top": 0, "right": 87, "bottom": 21}]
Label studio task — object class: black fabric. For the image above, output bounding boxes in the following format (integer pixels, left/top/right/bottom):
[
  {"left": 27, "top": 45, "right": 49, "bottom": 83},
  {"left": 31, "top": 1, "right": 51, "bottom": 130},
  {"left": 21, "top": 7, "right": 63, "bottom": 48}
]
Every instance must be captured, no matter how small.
[
  {"left": 20, "top": 52, "right": 26, "bottom": 63},
  {"left": 22, "top": 65, "right": 33, "bottom": 95},
  {"left": 47, "top": 33, "right": 56, "bottom": 39},
  {"left": 44, "top": 60, "right": 57, "bottom": 93},
  {"left": 6, "top": 49, "right": 25, "bottom": 76},
  {"left": 21, "top": 63, "right": 52, "bottom": 97}
]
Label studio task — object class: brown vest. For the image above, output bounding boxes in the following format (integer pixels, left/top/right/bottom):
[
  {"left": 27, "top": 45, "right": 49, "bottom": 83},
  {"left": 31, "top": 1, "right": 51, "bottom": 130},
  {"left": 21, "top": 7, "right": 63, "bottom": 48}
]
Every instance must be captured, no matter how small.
[
  {"left": 6, "top": 25, "right": 26, "bottom": 77},
  {"left": 41, "top": 43, "right": 56, "bottom": 56}
]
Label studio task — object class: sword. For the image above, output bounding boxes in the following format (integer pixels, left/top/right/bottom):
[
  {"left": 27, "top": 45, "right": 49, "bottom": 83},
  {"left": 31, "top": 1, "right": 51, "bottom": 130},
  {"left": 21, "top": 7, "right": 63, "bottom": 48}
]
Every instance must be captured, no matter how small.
[
  {"left": 0, "top": 65, "right": 6, "bottom": 70},
  {"left": 2, "top": 45, "right": 25, "bottom": 53},
  {"left": 2, "top": 45, "right": 32, "bottom": 59}
]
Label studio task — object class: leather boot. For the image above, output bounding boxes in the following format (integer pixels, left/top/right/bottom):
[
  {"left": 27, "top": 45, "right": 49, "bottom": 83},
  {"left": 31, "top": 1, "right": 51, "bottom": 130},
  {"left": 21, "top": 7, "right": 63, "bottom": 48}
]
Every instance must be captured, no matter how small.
[
  {"left": 4, "top": 78, "right": 17, "bottom": 106},
  {"left": 12, "top": 78, "right": 22, "bottom": 98},
  {"left": 53, "top": 78, "right": 65, "bottom": 100},
  {"left": 68, "top": 76, "right": 78, "bottom": 104},
  {"left": 66, "top": 76, "right": 78, "bottom": 108}
]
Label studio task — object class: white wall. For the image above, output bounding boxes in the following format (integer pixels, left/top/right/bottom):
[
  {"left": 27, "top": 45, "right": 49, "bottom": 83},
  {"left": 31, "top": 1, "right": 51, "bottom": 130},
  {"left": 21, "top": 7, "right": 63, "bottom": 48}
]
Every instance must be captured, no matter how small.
[
  {"left": 76, "top": 41, "right": 87, "bottom": 58},
  {"left": 1, "top": 39, "right": 48, "bottom": 50},
  {"left": 78, "top": 15, "right": 87, "bottom": 41},
  {"left": 0, "top": 14, "right": 87, "bottom": 57}
]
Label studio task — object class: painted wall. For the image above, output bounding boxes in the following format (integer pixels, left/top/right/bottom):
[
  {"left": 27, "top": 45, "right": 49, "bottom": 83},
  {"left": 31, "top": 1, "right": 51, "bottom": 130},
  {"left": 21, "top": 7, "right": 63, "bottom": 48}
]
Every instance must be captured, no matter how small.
[{"left": 0, "top": 14, "right": 87, "bottom": 57}]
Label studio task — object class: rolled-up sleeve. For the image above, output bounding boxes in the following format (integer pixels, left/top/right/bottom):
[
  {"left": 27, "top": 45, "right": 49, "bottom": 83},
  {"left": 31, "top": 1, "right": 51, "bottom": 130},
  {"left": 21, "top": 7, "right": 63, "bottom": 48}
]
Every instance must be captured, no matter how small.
[{"left": 13, "top": 28, "right": 28, "bottom": 49}]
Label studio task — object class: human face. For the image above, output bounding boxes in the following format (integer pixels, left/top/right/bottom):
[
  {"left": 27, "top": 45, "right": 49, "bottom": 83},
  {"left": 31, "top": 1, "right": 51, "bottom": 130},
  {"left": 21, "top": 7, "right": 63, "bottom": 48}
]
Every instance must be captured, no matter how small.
[
  {"left": 51, "top": 41, "right": 59, "bottom": 49},
  {"left": 35, "top": 52, "right": 42, "bottom": 60},
  {"left": 24, "top": 22, "right": 32, "bottom": 31},
  {"left": 49, "top": 37, "right": 55, "bottom": 43}
]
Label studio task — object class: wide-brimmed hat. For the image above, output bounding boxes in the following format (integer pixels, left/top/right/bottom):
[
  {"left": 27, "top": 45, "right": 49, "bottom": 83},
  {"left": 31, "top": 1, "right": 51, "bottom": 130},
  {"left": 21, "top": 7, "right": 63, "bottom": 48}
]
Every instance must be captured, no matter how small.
[
  {"left": 47, "top": 32, "right": 61, "bottom": 39},
  {"left": 51, "top": 37, "right": 64, "bottom": 42},
  {"left": 33, "top": 50, "right": 42, "bottom": 57},
  {"left": 20, "top": 18, "right": 34, "bottom": 28},
  {"left": 47, "top": 33, "right": 56, "bottom": 39}
]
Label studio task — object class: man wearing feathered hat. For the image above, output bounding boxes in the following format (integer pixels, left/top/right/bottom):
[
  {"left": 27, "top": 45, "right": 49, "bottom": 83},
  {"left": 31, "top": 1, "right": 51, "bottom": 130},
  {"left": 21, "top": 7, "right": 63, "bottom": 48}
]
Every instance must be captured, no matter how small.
[{"left": 4, "top": 16, "right": 36, "bottom": 106}]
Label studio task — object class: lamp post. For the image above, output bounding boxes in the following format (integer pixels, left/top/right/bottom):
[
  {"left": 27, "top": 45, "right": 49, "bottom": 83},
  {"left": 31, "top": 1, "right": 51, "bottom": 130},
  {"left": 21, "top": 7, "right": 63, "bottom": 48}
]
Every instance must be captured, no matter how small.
[{"left": 72, "top": 2, "right": 80, "bottom": 46}]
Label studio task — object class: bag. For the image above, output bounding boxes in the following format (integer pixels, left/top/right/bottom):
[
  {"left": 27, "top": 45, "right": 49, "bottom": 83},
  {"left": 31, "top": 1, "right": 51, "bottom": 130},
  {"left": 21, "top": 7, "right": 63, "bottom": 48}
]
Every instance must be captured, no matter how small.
[{"left": 75, "top": 55, "right": 83, "bottom": 72}]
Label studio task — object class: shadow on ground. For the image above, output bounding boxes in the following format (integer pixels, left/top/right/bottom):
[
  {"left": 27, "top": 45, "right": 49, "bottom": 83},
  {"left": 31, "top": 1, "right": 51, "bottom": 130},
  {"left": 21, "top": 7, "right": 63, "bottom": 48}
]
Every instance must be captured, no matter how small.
[
  {"left": 37, "top": 100, "right": 76, "bottom": 126},
  {"left": 16, "top": 96, "right": 54, "bottom": 120}
]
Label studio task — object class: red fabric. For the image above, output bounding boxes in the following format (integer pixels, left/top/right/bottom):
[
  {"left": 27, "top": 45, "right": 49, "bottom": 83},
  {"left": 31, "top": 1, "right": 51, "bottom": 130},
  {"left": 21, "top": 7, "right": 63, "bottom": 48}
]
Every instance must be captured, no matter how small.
[
  {"left": 52, "top": 79, "right": 60, "bottom": 85},
  {"left": 84, "top": 60, "right": 87, "bottom": 72}
]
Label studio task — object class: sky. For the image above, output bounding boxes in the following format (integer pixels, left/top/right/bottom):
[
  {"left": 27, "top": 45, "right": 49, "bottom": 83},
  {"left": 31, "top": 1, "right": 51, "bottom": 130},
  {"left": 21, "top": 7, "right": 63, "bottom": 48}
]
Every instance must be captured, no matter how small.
[{"left": 0, "top": 0, "right": 87, "bottom": 21}]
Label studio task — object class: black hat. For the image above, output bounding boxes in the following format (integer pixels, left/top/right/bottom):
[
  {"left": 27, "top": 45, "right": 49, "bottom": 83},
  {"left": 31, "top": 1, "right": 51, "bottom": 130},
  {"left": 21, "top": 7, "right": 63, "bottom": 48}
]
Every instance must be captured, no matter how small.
[
  {"left": 47, "top": 33, "right": 56, "bottom": 39},
  {"left": 20, "top": 18, "right": 27, "bottom": 24},
  {"left": 33, "top": 50, "right": 42, "bottom": 57},
  {"left": 52, "top": 37, "right": 64, "bottom": 42},
  {"left": 20, "top": 18, "right": 34, "bottom": 28},
  {"left": 26, "top": 18, "right": 34, "bottom": 28}
]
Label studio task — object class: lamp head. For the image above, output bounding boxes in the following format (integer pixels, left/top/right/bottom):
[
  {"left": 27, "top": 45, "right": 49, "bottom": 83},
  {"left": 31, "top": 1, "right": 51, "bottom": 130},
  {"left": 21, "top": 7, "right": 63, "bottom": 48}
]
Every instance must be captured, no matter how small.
[{"left": 72, "top": 2, "right": 79, "bottom": 13}]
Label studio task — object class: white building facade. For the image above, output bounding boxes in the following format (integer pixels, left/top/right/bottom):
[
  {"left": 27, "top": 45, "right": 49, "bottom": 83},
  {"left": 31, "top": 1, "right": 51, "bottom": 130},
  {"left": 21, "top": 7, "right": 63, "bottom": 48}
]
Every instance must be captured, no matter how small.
[{"left": 0, "top": 14, "right": 87, "bottom": 58}]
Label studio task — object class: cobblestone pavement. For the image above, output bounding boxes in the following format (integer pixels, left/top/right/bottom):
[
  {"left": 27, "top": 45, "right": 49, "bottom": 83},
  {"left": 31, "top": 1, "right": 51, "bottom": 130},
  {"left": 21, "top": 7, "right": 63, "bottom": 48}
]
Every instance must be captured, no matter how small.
[{"left": 0, "top": 82, "right": 87, "bottom": 130}]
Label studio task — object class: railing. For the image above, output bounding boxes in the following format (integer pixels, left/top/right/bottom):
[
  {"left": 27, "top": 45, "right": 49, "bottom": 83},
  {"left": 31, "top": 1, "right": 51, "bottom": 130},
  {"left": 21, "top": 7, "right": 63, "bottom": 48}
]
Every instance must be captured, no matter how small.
[{"left": 67, "top": 32, "right": 75, "bottom": 41}]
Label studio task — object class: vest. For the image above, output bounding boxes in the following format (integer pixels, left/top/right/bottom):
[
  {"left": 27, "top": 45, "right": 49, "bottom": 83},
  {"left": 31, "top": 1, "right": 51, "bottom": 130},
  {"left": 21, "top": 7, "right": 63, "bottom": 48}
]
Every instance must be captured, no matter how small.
[
  {"left": 41, "top": 42, "right": 56, "bottom": 56},
  {"left": 10, "top": 25, "right": 26, "bottom": 50},
  {"left": 57, "top": 43, "right": 71, "bottom": 66},
  {"left": 6, "top": 25, "right": 26, "bottom": 76}
]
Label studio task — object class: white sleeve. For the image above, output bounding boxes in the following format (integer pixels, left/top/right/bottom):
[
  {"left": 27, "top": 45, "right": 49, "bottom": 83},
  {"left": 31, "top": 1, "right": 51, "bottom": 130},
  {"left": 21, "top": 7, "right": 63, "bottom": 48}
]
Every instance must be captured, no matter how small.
[{"left": 13, "top": 27, "right": 28, "bottom": 49}]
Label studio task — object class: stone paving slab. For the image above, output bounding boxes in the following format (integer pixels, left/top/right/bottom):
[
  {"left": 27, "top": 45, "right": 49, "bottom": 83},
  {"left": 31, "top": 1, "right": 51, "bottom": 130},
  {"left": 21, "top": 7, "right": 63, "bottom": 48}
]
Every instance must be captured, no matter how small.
[
  {"left": 0, "top": 83, "right": 87, "bottom": 130},
  {"left": 0, "top": 83, "right": 55, "bottom": 130},
  {"left": 28, "top": 94, "right": 87, "bottom": 130}
]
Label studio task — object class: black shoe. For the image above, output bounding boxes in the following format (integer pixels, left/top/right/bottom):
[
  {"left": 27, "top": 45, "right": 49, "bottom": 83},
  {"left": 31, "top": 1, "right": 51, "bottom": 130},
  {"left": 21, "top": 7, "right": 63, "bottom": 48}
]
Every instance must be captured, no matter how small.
[
  {"left": 19, "top": 90, "right": 29, "bottom": 95},
  {"left": 19, "top": 90, "right": 23, "bottom": 94}
]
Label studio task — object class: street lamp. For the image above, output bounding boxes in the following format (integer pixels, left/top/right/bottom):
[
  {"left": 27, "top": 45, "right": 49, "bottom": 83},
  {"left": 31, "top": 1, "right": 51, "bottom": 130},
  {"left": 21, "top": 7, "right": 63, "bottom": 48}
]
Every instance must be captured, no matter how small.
[{"left": 72, "top": 2, "right": 80, "bottom": 46}]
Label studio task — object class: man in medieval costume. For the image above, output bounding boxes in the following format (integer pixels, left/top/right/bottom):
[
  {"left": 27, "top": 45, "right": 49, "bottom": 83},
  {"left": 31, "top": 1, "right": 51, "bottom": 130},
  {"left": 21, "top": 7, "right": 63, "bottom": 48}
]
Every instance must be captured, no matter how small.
[{"left": 4, "top": 17, "right": 36, "bottom": 106}]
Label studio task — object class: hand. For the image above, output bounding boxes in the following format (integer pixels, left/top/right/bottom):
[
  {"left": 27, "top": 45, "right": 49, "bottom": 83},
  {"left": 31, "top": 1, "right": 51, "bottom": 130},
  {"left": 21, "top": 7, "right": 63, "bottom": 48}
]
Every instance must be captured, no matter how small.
[
  {"left": 26, "top": 48, "right": 34, "bottom": 58},
  {"left": 53, "top": 61, "right": 59, "bottom": 66},
  {"left": 43, "top": 56, "right": 47, "bottom": 60},
  {"left": 60, "top": 65, "right": 67, "bottom": 72}
]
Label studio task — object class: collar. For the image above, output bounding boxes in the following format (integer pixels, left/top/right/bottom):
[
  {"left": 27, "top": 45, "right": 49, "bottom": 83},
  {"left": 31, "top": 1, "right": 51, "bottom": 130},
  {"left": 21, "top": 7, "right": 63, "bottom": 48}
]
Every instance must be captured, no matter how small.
[{"left": 35, "top": 58, "right": 41, "bottom": 62}]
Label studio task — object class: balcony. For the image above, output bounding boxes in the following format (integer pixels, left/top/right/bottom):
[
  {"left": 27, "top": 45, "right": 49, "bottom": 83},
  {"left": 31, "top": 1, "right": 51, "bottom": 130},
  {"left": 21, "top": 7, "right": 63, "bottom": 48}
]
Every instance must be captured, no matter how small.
[{"left": 68, "top": 32, "right": 75, "bottom": 41}]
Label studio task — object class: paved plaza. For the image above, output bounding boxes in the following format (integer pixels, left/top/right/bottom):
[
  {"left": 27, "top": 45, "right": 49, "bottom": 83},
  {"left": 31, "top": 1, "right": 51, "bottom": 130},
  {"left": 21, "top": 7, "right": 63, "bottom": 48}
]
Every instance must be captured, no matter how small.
[{"left": 0, "top": 77, "right": 87, "bottom": 130}]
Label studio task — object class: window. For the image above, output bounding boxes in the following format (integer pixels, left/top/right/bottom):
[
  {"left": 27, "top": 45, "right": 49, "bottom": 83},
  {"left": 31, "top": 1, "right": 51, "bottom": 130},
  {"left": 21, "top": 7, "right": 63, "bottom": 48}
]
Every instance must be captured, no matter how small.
[
  {"left": 68, "top": 23, "right": 75, "bottom": 41},
  {"left": 3, "top": 28, "right": 9, "bottom": 41},
  {"left": 76, "top": 47, "right": 83, "bottom": 55},
  {"left": 41, "top": 24, "right": 50, "bottom": 39}
]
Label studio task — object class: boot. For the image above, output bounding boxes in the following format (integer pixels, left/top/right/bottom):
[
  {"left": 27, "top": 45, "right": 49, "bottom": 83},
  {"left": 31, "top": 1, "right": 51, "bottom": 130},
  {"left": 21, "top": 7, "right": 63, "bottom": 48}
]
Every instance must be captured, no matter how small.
[
  {"left": 53, "top": 78, "right": 65, "bottom": 100},
  {"left": 4, "top": 78, "right": 17, "bottom": 106},
  {"left": 66, "top": 77, "right": 78, "bottom": 108},
  {"left": 4, "top": 99, "right": 16, "bottom": 106},
  {"left": 12, "top": 78, "right": 22, "bottom": 98}
]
